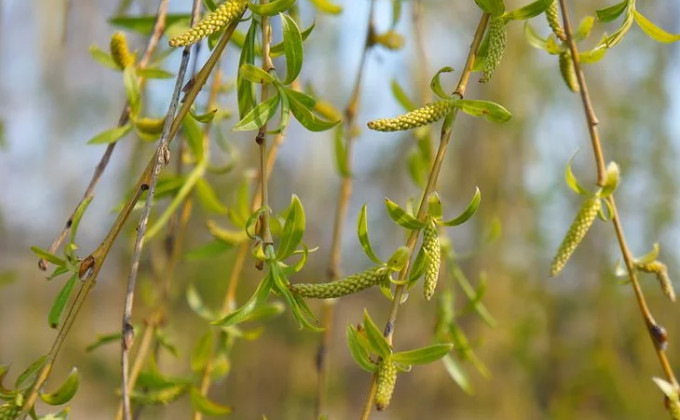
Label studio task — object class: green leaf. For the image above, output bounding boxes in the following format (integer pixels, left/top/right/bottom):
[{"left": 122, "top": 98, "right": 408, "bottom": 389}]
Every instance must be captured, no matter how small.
[
  {"left": 346, "top": 326, "right": 378, "bottom": 373},
  {"left": 30, "top": 247, "right": 66, "bottom": 267},
  {"left": 596, "top": 1, "right": 628, "bottom": 22},
  {"left": 308, "top": 0, "right": 342, "bottom": 14},
  {"left": 604, "top": 6, "right": 634, "bottom": 47},
  {"left": 357, "top": 205, "right": 383, "bottom": 265},
  {"left": 237, "top": 22, "right": 258, "bottom": 119},
  {"left": 39, "top": 368, "right": 79, "bottom": 405},
  {"left": 15, "top": 355, "right": 48, "bottom": 389},
  {"left": 384, "top": 198, "right": 426, "bottom": 229},
  {"left": 430, "top": 66, "right": 455, "bottom": 99},
  {"left": 130, "top": 384, "right": 187, "bottom": 405},
  {"left": 37, "top": 408, "right": 70, "bottom": 419},
  {"left": 634, "top": 243, "right": 660, "bottom": 265},
  {"left": 203, "top": 0, "right": 218, "bottom": 11},
  {"left": 87, "top": 123, "right": 133, "bottom": 145},
  {"left": 239, "top": 63, "right": 275, "bottom": 84},
  {"left": 123, "top": 66, "right": 140, "bottom": 116},
  {"left": 523, "top": 23, "right": 550, "bottom": 51},
  {"left": 213, "top": 276, "right": 272, "bottom": 327},
  {"left": 233, "top": 94, "right": 280, "bottom": 131},
  {"left": 231, "top": 178, "right": 252, "bottom": 228},
  {"left": 284, "top": 87, "right": 339, "bottom": 131},
  {"left": 185, "top": 240, "right": 233, "bottom": 260},
  {"left": 565, "top": 154, "right": 589, "bottom": 195},
  {"left": 276, "top": 195, "right": 306, "bottom": 260},
  {"left": 407, "top": 247, "right": 427, "bottom": 288},
  {"left": 109, "top": 14, "right": 191, "bottom": 35},
  {"left": 393, "top": 343, "right": 453, "bottom": 365},
  {"left": 189, "top": 107, "right": 218, "bottom": 124},
  {"left": 195, "top": 178, "right": 228, "bottom": 214},
  {"left": 362, "top": 309, "right": 391, "bottom": 358},
  {"left": 502, "top": 0, "right": 553, "bottom": 22},
  {"left": 386, "top": 247, "right": 411, "bottom": 272},
  {"left": 136, "top": 67, "right": 174, "bottom": 79},
  {"left": 187, "top": 284, "right": 217, "bottom": 321},
  {"left": 428, "top": 192, "right": 443, "bottom": 220},
  {"left": 269, "top": 262, "right": 322, "bottom": 331},
  {"left": 68, "top": 196, "right": 93, "bottom": 248},
  {"left": 440, "top": 187, "right": 481, "bottom": 227},
  {"left": 453, "top": 267, "right": 497, "bottom": 327},
  {"left": 48, "top": 274, "right": 77, "bottom": 329},
  {"left": 89, "top": 45, "right": 120, "bottom": 70},
  {"left": 474, "top": 0, "right": 505, "bottom": 16},
  {"left": 599, "top": 161, "right": 620, "bottom": 197},
  {"left": 451, "top": 100, "right": 511, "bottom": 123},
  {"left": 191, "top": 331, "right": 213, "bottom": 373},
  {"left": 248, "top": 0, "right": 296, "bottom": 16},
  {"left": 579, "top": 43, "right": 607, "bottom": 63},
  {"left": 333, "top": 124, "right": 350, "bottom": 177},
  {"left": 241, "top": 301, "right": 285, "bottom": 323},
  {"left": 271, "top": 22, "right": 315, "bottom": 57},
  {"left": 633, "top": 10, "right": 680, "bottom": 43},
  {"left": 442, "top": 354, "right": 474, "bottom": 394},
  {"left": 190, "top": 387, "right": 232, "bottom": 415},
  {"left": 574, "top": 16, "right": 595, "bottom": 41},
  {"left": 48, "top": 266, "right": 69, "bottom": 281},
  {"left": 280, "top": 13, "right": 304, "bottom": 84},
  {"left": 391, "top": 79, "right": 416, "bottom": 111},
  {"left": 86, "top": 332, "right": 122, "bottom": 352}
]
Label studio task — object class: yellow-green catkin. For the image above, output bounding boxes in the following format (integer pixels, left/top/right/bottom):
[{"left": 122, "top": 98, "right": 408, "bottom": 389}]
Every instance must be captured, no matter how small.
[
  {"left": 110, "top": 32, "right": 135, "bottom": 70},
  {"left": 375, "top": 357, "right": 397, "bottom": 411},
  {"left": 550, "top": 195, "right": 601, "bottom": 276},
  {"left": 367, "top": 100, "right": 455, "bottom": 132},
  {"left": 0, "top": 402, "right": 19, "bottom": 420},
  {"left": 135, "top": 117, "right": 166, "bottom": 135},
  {"left": 423, "top": 220, "right": 441, "bottom": 300},
  {"left": 546, "top": 0, "right": 565, "bottom": 40},
  {"left": 169, "top": 0, "right": 247, "bottom": 47},
  {"left": 670, "top": 398, "right": 680, "bottom": 420},
  {"left": 290, "top": 267, "right": 387, "bottom": 299},
  {"left": 637, "top": 261, "right": 675, "bottom": 302},
  {"left": 481, "top": 16, "right": 507, "bottom": 83},
  {"left": 559, "top": 51, "right": 580, "bottom": 92},
  {"left": 371, "top": 31, "right": 405, "bottom": 50}
]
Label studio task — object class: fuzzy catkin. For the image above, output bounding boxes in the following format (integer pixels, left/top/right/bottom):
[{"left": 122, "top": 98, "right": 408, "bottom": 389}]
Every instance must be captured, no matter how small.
[
  {"left": 423, "top": 220, "right": 441, "bottom": 300},
  {"left": 169, "top": 0, "right": 247, "bottom": 47},
  {"left": 0, "top": 402, "right": 19, "bottom": 420},
  {"left": 375, "top": 358, "right": 397, "bottom": 411},
  {"left": 481, "top": 16, "right": 507, "bottom": 83},
  {"left": 110, "top": 32, "right": 135, "bottom": 70},
  {"left": 559, "top": 52, "right": 580, "bottom": 93},
  {"left": 546, "top": 0, "right": 565, "bottom": 40},
  {"left": 367, "top": 100, "right": 455, "bottom": 132},
  {"left": 550, "top": 195, "right": 601, "bottom": 276},
  {"left": 290, "top": 267, "right": 387, "bottom": 299},
  {"left": 637, "top": 261, "right": 676, "bottom": 302}
]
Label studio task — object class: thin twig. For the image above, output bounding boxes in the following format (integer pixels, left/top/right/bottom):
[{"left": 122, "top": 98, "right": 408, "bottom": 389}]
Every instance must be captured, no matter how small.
[
  {"left": 558, "top": 0, "right": 678, "bottom": 388},
  {"left": 39, "top": 0, "right": 169, "bottom": 270},
  {"left": 359, "top": 13, "right": 490, "bottom": 419},
  {"left": 315, "top": 2, "right": 376, "bottom": 418}
]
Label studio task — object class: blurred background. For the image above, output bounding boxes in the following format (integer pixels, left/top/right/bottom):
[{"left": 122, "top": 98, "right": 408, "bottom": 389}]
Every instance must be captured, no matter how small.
[{"left": 1, "top": 0, "right": 680, "bottom": 418}]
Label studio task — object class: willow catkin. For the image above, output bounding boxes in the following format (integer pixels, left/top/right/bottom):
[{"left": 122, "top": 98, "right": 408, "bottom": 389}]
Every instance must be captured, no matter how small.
[
  {"left": 546, "top": 0, "right": 566, "bottom": 40},
  {"left": 550, "top": 195, "right": 601, "bottom": 276},
  {"left": 290, "top": 267, "right": 388, "bottom": 299},
  {"left": 637, "top": 261, "right": 676, "bottom": 302},
  {"left": 0, "top": 402, "right": 19, "bottom": 420},
  {"left": 375, "top": 357, "right": 397, "bottom": 411},
  {"left": 169, "top": 0, "right": 247, "bottom": 47},
  {"left": 423, "top": 220, "right": 441, "bottom": 301},
  {"left": 480, "top": 16, "right": 507, "bottom": 83},
  {"left": 110, "top": 32, "right": 135, "bottom": 70},
  {"left": 559, "top": 51, "right": 580, "bottom": 92},
  {"left": 367, "top": 100, "right": 455, "bottom": 132}
]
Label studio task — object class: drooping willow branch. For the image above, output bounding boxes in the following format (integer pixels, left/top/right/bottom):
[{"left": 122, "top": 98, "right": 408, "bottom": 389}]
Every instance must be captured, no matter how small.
[{"left": 359, "top": 12, "right": 491, "bottom": 419}]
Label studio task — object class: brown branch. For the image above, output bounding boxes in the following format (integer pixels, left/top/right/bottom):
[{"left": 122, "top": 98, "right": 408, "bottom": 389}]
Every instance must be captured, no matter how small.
[{"left": 558, "top": 0, "right": 678, "bottom": 390}]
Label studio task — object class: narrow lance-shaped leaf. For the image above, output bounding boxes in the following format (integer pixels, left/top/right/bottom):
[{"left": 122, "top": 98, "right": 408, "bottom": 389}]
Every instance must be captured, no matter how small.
[
  {"left": 363, "top": 309, "right": 392, "bottom": 359},
  {"left": 15, "top": 355, "right": 49, "bottom": 389},
  {"left": 442, "top": 354, "right": 475, "bottom": 394},
  {"left": 392, "top": 343, "right": 453, "bottom": 365},
  {"left": 596, "top": 0, "right": 628, "bottom": 22},
  {"left": 212, "top": 275, "right": 272, "bottom": 327},
  {"left": 248, "top": 0, "right": 296, "bottom": 16},
  {"left": 633, "top": 10, "right": 680, "bottom": 43},
  {"left": 30, "top": 247, "right": 66, "bottom": 267},
  {"left": 276, "top": 194, "right": 306, "bottom": 260},
  {"left": 440, "top": 187, "right": 481, "bottom": 227},
  {"left": 69, "top": 195, "right": 94, "bottom": 247},
  {"left": 39, "top": 368, "right": 79, "bottom": 406},
  {"left": 237, "top": 22, "right": 258, "bottom": 119},
  {"left": 391, "top": 79, "right": 416, "bottom": 111},
  {"left": 233, "top": 94, "right": 280, "bottom": 131},
  {"left": 430, "top": 66, "right": 454, "bottom": 99},
  {"left": 87, "top": 123, "right": 133, "bottom": 145},
  {"left": 450, "top": 99, "right": 511, "bottom": 123},
  {"left": 48, "top": 274, "right": 78, "bottom": 329},
  {"left": 280, "top": 13, "right": 303, "bottom": 84},
  {"left": 384, "top": 198, "right": 426, "bottom": 229},
  {"left": 346, "top": 326, "right": 378, "bottom": 372},
  {"left": 123, "top": 66, "right": 141, "bottom": 116},
  {"left": 239, "top": 63, "right": 275, "bottom": 84},
  {"left": 357, "top": 205, "right": 383, "bottom": 265},
  {"left": 565, "top": 154, "right": 589, "bottom": 195},
  {"left": 284, "top": 87, "right": 339, "bottom": 131},
  {"left": 190, "top": 386, "right": 232, "bottom": 415},
  {"left": 308, "top": 0, "right": 342, "bottom": 14},
  {"left": 502, "top": 0, "right": 553, "bottom": 22}
]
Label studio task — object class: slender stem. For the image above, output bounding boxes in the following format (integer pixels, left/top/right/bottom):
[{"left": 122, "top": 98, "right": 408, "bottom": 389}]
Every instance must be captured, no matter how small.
[
  {"left": 558, "top": 0, "right": 678, "bottom": 389},
  {"left": 39, "top": 0, "right": 169, "bottom": 270},
  {"left": 359, "top": 13, "right": 490, "bottom": 419},
  {"left": 315, "top": 3, "right": 376, "bottom": 419}
]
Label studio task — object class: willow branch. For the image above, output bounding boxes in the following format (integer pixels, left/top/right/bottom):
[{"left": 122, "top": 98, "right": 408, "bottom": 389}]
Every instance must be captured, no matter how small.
[
  {"left": 359, "top": 13, "right": 490, "bottom": 419},
  {"left": 558, "top": 0, "right": 678, "bottom": 388}
]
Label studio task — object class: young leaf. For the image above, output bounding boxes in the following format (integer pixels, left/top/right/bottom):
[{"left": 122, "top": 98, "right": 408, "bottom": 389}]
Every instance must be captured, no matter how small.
[
  {"left": 271, "top": 22, "right": 315, "bottom": 57},
  {"left": 430, "top": 66, "right": 455, "bottom": 99},
  {"left": 391, "top": 79, "right": 416, "bottom": 111},
  {"left": 39, "top": 368, "right": 79, "bottom": 406},
  {"left": 384, "top": 198, "right": 426, "bottom": 229},
  {"left": 86, "top": 332, "right": 121, "bottom": 352},
  {"left": 392, "top": 343, "right": 453, "bottom": 365},
  {"left": 502, "top": 0, "right": 553, "bottom": 22},
  {"left": 357, "top": 205, "right": 384, "bottom": 265},
  {"left": 123, "top": 66, "right": 141, "bottom": 116},
  {"left": 269, "top": 262, "right": 322, "bottom": 331},
  {"left": 386, "top": 247, "right": 411, "bottom": 272},
  {"left": 284, "top": 88, "right": 339, "bottom": 131},
  {"left": 604, "top": 6, "right": 634, "bottom": 47},
  {"left": 276, "top": 195, "right": 306, "bottom": 260},
  {"left": 186, "top": 284, "right": 217, "bottom": 320},
  {"left": 30, "top": 247, "right": 66, "bottom": 267},
  {"left": 69, "top": 195, "right": 94, "bottom": 247},
  {"left": 633, "top": 10, "right": 680, "bottom": 43},
  {"left": 248, "top": 0, "right": 296, "bottom": 16},
  {"left": 450, "top": 99, "right": 511, "bottom": 123},
  {"left": 280, "top": 13, "right": 304, "bottom": 84},
  {"left": 195, "top": 178, "right": 228, "bottom": 213},
  {"left": 596, "top": 1, "right": 628, "bottom": 22},
  {"left": 474, "top": 0, "right": 505, "bottom": 17},
  {"left": 440, "top": 187, "right": 481, "bottom": 227},
  {"left": 334, "top": 125, "right": 350, "bottom": 177},
  {"left": 135, "top": 67, "right": 174, "bottom": 79},
  {"left": 15, "top": 355, "right": 49, "bottom": 389},
  {"left": 213, "top": 276, "right": 273, "bottom": 328},
  {"left": 48, "top": 274, "right": 78, "bottom": 329},
  {"left": 190, "top": 331, "right": 213, "bottom": 373},
  {"left": 565, "top": 154, "right": 589, "bottom": 195},
  {"left": 347, "top": 326, "right": 378, "bottom": 373},
  {"left": 239, "top": 63, "right": 275, "bottom": 84},
  {"left": 189, "top": 386, "right": 232, "bottom": 415},
  {"left": 237, "top": 22, "right": 258, "bottom": 119},
  {"left": 407, "top": 247, "right": 427, "bottom": 288},
  {"left": 442, "top": 354, "right": 475, "bottom": 394},
  {"left": 233, "top": 94, "right": 280, "bottom": 131},
  {"left": 309, "top": 0, "right": 342, "bottom": 14},
  {"left": 362, "top": 309, "right": 391, "bottom": 358},
  {"left": 88, "top": 45, "right": 120, "bottom": 70},
  {"left": 87, "top": 123, "right": 133, "bottom": 145}
]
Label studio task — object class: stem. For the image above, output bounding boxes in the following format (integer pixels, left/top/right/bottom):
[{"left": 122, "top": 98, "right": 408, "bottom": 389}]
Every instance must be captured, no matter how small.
[
  {"left": 558, "top": 0, "right": 678, "bottom": 389},
  {"left": 315, "top": 3, "right": 376, "bottom": 419},
  {"left": 39, "top": 0, "right": 169, "bottom": 270},
  {"left": 359, "top": 13, "right": 490, "bottom": 418},
  {"left": 258, "top": 0, "right": 275, "bottom": 248}
]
